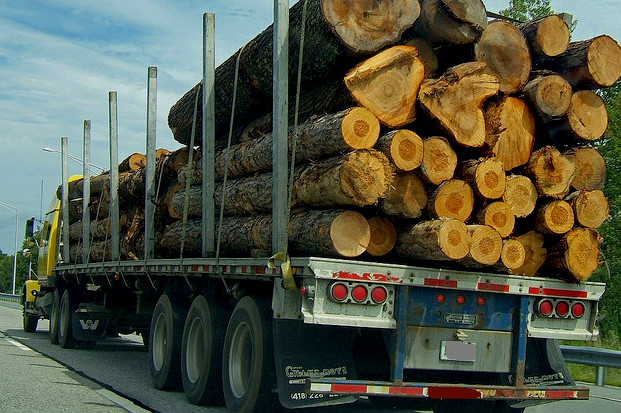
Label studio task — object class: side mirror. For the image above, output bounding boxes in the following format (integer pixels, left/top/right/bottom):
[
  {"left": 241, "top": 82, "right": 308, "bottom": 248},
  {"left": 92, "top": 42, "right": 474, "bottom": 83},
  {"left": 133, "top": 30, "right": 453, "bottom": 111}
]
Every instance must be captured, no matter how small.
[{"left": 25, "top": 217, "right": 35, "bottom": 240}]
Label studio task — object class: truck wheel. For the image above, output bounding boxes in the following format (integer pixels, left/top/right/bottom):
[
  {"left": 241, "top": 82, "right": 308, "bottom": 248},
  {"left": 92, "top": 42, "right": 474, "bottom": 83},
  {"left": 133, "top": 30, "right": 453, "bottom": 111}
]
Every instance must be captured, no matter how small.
[
  {"left": 59, "top": 289, "right": 78, "bottom": 349},
  {"left": 23, "top": 313, "right": 38, "bottom": 333},
  {"left": 149, "top": 293, "right": 186, "bottom": 390},
  {"left": 49, "top": 288, "right": 62, "bottom": 344},
  {"left": 222, "top": 296, "right": 277, "bottom": 413},
  {"left": 182, "top": 295, "right": 229, "bottom": 405}
]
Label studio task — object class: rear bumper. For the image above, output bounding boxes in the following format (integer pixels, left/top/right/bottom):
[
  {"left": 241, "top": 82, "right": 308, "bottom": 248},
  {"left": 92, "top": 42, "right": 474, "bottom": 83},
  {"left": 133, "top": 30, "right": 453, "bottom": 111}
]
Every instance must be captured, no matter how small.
[{"left": 306, "top": 379, "right": 589, "bottom": 401}]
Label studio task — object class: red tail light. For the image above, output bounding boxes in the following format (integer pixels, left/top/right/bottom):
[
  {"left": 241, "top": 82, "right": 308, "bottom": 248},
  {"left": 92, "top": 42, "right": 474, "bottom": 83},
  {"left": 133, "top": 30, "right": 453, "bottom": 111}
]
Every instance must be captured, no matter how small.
[
  {"left": 351, "top": 285, "right": 368, "bottom": 302},
  {"left": 371, "top": 286, "right": 388, "bottom": 304},
  {"left": 476, "top": 296, "right": 485, "bottom": 306},
  {"left": 555, "top": 301, "right": 570, "bottom": 317},
  {"left": 330, "top": 283, "right": 348, "bottom": 301},
  {"left": 537, "top": 299, "right": 554, "bottom": 317},
  {"left": 456, "top": 295, "right": 466, "bottom": 305},
  {"left": 571, "top": 302, "right": 585, "bottom": 318},
  {"left": 436, "top": 293, "right": 445, "bottom": 304}
]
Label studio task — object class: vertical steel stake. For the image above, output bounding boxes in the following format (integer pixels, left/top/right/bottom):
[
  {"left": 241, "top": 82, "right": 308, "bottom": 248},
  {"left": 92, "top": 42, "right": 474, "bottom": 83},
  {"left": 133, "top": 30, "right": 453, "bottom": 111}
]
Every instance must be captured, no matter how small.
[
  {"left": 61, "top": 137, "right": 70, "bottom": 263},
  {"left": 145, "top": 67, "right": 157, "bottom": 260},
  {"left": 82, "top": 120, "right": 91, "bottom": 263},
  {"left": 202, "top": 12, "right": 216, "bottom": 257},
  {"left": 109, "top": 92, "right": 120, "bottom": 261}
]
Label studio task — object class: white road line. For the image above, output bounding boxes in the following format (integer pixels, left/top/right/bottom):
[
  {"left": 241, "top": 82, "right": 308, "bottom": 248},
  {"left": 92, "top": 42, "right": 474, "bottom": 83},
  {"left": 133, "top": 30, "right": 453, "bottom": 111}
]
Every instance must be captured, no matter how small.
[
  {"left": 5, "top": 337, "right": 32, "bottom": 351},
  {"left": 95, "top": 388, "right": 152, "bottom": 413}
]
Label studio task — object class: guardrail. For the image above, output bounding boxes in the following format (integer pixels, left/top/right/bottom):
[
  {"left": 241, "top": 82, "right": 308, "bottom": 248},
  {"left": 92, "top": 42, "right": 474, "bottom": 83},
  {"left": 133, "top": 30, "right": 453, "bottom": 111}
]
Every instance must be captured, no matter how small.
[
  {"left": 561, "top": 345, "right": 621, "bottom": 386},
  {"left": 0, "top": 293, "right": 21, "bottom": 304}
]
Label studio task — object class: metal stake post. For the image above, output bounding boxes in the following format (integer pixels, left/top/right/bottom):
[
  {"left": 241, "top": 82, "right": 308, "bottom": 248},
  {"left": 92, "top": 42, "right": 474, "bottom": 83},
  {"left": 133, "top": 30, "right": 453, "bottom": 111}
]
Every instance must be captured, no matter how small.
[
  {"left": 81, "top": 120, "right": 91, "bottom": 263},
  {"left": 272, "top": 0, "right": 289, "bottom": 253},
  {"left": 145, "top": 67, "right": 157, "bottom": 260},
  {"left": 109, "top": 92, "right": 120, "bottom": 261},
  {"left": 202, "top": 12, "right": 216, "bottom": 257},
  {"left": 61, "top": 137, "right": 70, "bottom": 264}
]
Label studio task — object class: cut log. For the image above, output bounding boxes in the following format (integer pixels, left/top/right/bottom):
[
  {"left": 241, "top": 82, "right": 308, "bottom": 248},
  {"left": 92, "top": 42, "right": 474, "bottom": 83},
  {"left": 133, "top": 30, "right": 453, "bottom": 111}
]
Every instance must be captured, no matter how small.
[
  {"left": 520, "top": 74, "right": 572, "bottom": 119},
  {"left": 564, "top": 147, "right": 607, "bottom": 191},
  {"left": 168, "top": 0, "right": 421, "bottom": 147},
  {"left": 509, "top": 230, "right": 547, "bottom": 277},
  {"left": 68, "top": 215, "right": 128, "bottom": 242},
  {"left": 56, "top": 172, "right": 110, "bottom": 201},
  {"left": 69, "top": 240, "right": 111, "bottom": 264},
  {"left": 483, "top": 96, "right": 536, "bottom": 171},
  {"left": 498, "top": 238, "right": 526, "bottom": 272},
  {"left": 419, "top": 136, "right": 457, "bottom": 185},
  {"left": 395, "top": 218, "right": 471, "bottom": 261},
  {"left": 380, "top": 173, "right": 428, "bottom": 219},
  {"left": 119, "top": 153, "right": 146, "bottom": 173},
  {"left": 403, "top": 38, "right": 438, "bottom": 77},
  {"left": 455, "top": 157, "right": 506, "bottom": 200},
  {"left": 419, "top": 62, "right": 500, "bottom": 148},
  {"left": 475, "top": 20, "right": 531, "bottom": 94},
  {"left": 546, "top": 90, "right": 608, "bottom": 143},
  {"left": 345, "top": 46, "right": 425, "bottom": 127},
  {"left": 502, "top": 175, "right": 537, "bottom": 218},
  {"left": 545, "top": 227, "right": 601, "bottom": 282},
  {"left": 179, "top": 108, "right": 381, "bottom": 183},
  {"left": 475, "top": 201, "right": 515, "bottom": 238},
  {"left": 159, "top": 210, "right": 371, "bottom": 258},
  {"left": 366, "top": 217, "right": 397, "bottom": 257},
  {"left": 427, "top": 179, "right": 474, "bottom": 222},
  {"left": 518, "top": 15, "right": 570, "bottom": 58},
  {"left": 538, "top": 35, "right": 621, "bottom": 89},
  {"left": 524, "top": 146, "right": 576, "bottom": 199},
  {"left": 411, "top": 0, "right": 488, "bottom": 45},
  {"left": 375, "top": 129, "right": 424, "bottom": 172},
  {"left": 566, "top": 190, "right": 609, "bottom": 229},
  {"left": 534, "top": 200, "right": 575, "bottom": 235},
  {"left": 463, "top": 225, "right": 502, "bottom": 266}
]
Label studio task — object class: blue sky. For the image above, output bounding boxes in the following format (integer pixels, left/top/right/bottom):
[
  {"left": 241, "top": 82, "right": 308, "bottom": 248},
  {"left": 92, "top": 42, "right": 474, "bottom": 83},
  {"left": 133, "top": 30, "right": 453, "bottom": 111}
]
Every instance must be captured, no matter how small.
[{"left": 0, "top": 0, "right": 620, "bottom": 257}]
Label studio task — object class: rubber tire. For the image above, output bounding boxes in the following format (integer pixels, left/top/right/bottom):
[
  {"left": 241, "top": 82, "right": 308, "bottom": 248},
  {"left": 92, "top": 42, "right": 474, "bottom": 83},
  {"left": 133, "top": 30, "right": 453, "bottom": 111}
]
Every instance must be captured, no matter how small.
[
  {"left": 182, "top": 295, "right": 229, "bottom": 405},
  {"left": 23, "top": 313, "right": 38, "bottom": 333},
  {"left": 49, "top": 288, "right": 62, "bottom": 344},
  {"left": 223, "top": 296, "right": 277, "bottom": 413},
  {"left": 59, "top": 289, "right": 78, "bottom": 349},
  {"left": 149, "top": 294, "right": 186, "bottom": 390}
]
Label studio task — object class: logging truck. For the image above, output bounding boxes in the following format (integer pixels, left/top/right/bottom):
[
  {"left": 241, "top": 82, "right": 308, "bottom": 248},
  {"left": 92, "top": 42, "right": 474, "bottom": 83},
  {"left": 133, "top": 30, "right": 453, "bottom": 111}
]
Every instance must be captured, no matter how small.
[{"left": 20, "top": 0, "right": 621, "bottom": 412}]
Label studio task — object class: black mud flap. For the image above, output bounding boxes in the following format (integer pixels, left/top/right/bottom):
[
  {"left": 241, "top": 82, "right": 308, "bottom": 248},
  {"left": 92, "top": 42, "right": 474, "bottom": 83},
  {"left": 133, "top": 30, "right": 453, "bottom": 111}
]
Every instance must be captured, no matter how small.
[
  {"left": 273, "top": 319, "right": 359, "bottom": 409},
  {"left": 71, "top": 312, "right": 108, "bottom": 341}
]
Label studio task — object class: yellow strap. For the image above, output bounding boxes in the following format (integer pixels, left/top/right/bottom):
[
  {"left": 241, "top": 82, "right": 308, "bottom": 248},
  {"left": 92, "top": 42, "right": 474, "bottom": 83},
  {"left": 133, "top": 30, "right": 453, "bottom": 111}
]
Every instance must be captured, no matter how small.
[{"left": 268, "top": 252, "right": 296, "bottom": 290}]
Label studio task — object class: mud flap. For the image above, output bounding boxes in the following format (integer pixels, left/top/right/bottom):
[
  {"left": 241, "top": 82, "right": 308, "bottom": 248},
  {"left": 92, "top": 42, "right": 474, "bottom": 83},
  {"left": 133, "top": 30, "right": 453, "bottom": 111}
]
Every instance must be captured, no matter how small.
[
  {"left": 71, "top": 312, "right": 108, "bottom": 341},
  {"left": 273, "top": 319, "right": 359, "bottom": 409}
]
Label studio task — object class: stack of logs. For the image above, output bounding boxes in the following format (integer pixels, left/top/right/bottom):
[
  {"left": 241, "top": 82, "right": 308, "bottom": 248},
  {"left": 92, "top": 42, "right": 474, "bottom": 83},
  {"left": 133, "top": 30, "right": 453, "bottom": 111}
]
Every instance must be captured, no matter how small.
[{"left": 62, "top": 0, "right": 620, "bottom": 283}]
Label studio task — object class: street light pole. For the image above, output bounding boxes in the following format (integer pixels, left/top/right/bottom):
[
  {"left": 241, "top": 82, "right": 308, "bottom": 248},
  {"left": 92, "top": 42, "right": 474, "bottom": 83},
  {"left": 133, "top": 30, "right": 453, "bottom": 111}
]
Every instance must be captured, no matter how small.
[
  {"left": 42, "top": 147, "right": 106, "bottom": 172},
  {"left": 0, "top": 200, "right": 19, "bottom": 295}
]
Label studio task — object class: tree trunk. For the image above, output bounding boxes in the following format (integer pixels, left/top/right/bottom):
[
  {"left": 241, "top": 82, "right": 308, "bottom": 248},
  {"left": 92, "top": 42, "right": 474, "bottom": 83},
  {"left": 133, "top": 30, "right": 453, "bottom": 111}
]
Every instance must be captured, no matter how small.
[
  {"left": 419, "top": 136, "right": 457, "bottom": 185},
  {"left": 545, "top": 90, "right": 608, "bottom": 143},
  {"left": 524, "top": 146, "right": 576, "bottom": 199},
  {"left": 564, "top": 147, "right": 607, "bottom": 191},
  {"left": 379, "top": 173, "right": 428, "bottom": 219},
  {"left": 483, "top": 96, "right": 536, "bottom": 171},
  {"left": 520, "top": 74, "right": 572, "bottom": 119},
  {"left": 427, "top": 179, "right": 474, "bottom": 222},
  {"left": 403, "top": 38, "right": 438, "bottom": 78},
  {"left": 475, "top": 201, "right": 515, "bottom": 238},
  {"left": 68, "top": 215, "right": 128, "bottom": 242},
  {"left": 118, "top": 153, "right": 146, "bottom": 173},
  {"left": 508, "top": 230, "right": 547, "bottom": 277},
  {"left": 462, "top": 225, "right": 502, "bottom": 266},
  {"left": 167, "top": 0, "right": 421, "bottom": 147},
  {"left": 69, "top": 240, "right": 111, "bottom": 264},
  {"left": 158, "top": 209, "right": 371, "bottom": 259},
  {"left": 366, "top": 216, "right": 397, "bottom": 257},
  {"left": 57, "top": 172, "right": 110, "bottom": 201},
  {"left": 345, "top": 46, "right": 425, "bottom": 127},
  {"left": 455, "top": 157, "right": 506, "bottom": 200},
  {"left": 419, "top": 62, "right": 500, "bottom": 148},
  {"left": 497, "top": 238, "right": 526, "bottom": 272},
  {"left": 395, "top": 218, "right": 471, "bottom": 261},
  {"left": 375, "top": 129, "right": 424, "bottom": 172},
  {"left": 502, "top": 174, "right": 537, "bottom": 218},
  {"left": 566, "top": 190, "right": 609, "bottom": 229},
  {"left": 545, "top": 227, "right": 601, "bottom": 282},
  {"left": 410, "top": 0, "right": 488, "bottom": 45},
  {"left": 518, "top": 15, "right": 570, "bottom": 58},
  {"left": 533, "top": 200, "right": 575, "bottom": 235},
  {"left": 475, "top": 20, "right": 531, "bottom": 94},
  {"left": 179, "top": 108, "right": 381, "bottom": 183},
  {"left": 537, "top": 35, "right": 621, "bottom": 89}
]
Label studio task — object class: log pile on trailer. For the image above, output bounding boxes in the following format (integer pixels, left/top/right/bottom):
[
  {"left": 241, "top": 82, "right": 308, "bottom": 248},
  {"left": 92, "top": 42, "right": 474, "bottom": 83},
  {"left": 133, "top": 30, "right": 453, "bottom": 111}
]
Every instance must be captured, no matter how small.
[{"left": 60, "top": 0, "right": 621, "bottom": 283}]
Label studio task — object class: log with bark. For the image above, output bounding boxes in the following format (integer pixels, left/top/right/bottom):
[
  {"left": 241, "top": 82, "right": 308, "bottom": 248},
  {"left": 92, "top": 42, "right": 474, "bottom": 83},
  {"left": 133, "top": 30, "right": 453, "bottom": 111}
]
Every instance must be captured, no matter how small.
[
  {"left": 119, "top": 153, "right": 146, "bottom": 173},
  {"left": 379, "top": 173, "right": 428, "bottom": 219},
  {"left": 524, "top": 146, "right": 576, "bottom": 199},
  {"left": 345, "top": 45, "right": 425, "bottom": 127},
  {"left": 366, "top": 216, "right": 397, "bottom": 257},
  {"left": 544, "top": 227, "right": 601, "bottom": 282},
  {"left": 394, "top": 218, "right": 471, "bottom": 262},
  {"left": 69, "top": 215, "right": 128, "bottom": 242},
  {"left": 427, "top": 179, "right": 474, "bottom": 222},
  {"left": 537, "top": 35, "right": 621, "bottom": 89},
  {"left": 518, "top": 15, "right": 570, "bottom": 59},
  {"left": 475, "top": 201, "right": 515, "bottom": 238},
  {"left": 533, "top": 200, "right": 575, "bottom": 235},
  {"left": 375, "top": 129, "right": 424, "bottom": 172},
  {"left": 403, "top": 38, "right": 438, "bottom": 78},
  {"left": 419, "top": 62, "right": 500, "bottom": 148},
  {"left": 509, "top": 230, "right": 547, "bottom": 277},
  {"left": 545, "top": 90, "right": 608, "bottom": 144},
  {"left": 419, "top": 136, "right": 458, "bottom": 185},
  {"left": 520, "top": 74, "right": 572, "bottom": 119},
  {"left": 57, "top": 172, "right": 110, "bottom": 201},
  {"left": 455, "top": 157, "right": 506, "bottom": 200},
  {"left": 410, "top": 0, "right": 488, "bottom": 45},
  {"left": 564, "top": 147, "right": 607, "bottom": 191},
  {"left": 475, "top": 20, "right": 531, "bottom": 94},
  {"left": 502, "top": 174, "right": 537, "bottom": 218},
  {"left": 167, "top": 0, "right": 421, "bottom": 147},
  {"left": 566, "top": 190, "right": 609, "bottom": 229}
]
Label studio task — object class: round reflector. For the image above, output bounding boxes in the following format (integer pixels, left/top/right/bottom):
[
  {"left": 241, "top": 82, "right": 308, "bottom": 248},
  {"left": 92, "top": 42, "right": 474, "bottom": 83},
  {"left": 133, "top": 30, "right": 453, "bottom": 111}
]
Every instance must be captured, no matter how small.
[
  {"left": 351, "top": 285, "right": 368, "bottom": 302},
  {"left": 538, "top": 300, "right": 554, "bottom": 317},
  {"left": 571, "top": 302, "right": 585, "bottom": 318},
  {"left": 330, "top": 283, "right": 348, "bottom": 301},
  {"left": 476, "top": 296, "right": 485, "bottom": 306},
  {"left": 436, "top": 293, "right": 445, "bottom": 304},
  {"left": 456, "top": 295, "right": 466, "bottom": 305},
  {"left": 556, "top": 301, "right": 570, "bottom": 317},
  {"left": 371, "top": 286, "right": 388, "bottom": 304}
]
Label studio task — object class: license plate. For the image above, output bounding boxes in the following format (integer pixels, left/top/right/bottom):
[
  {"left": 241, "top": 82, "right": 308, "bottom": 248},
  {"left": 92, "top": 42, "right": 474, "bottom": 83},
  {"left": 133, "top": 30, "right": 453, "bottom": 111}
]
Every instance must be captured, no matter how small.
[{"left": 440, "top": 340, "right": 476, "bottom": 362}]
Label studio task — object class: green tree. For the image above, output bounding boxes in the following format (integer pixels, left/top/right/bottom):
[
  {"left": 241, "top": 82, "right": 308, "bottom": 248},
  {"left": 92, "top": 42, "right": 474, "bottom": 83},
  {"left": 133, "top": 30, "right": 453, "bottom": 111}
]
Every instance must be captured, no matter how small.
[{"left": 500, "top": 0, "right": 553, "bottom": 21}]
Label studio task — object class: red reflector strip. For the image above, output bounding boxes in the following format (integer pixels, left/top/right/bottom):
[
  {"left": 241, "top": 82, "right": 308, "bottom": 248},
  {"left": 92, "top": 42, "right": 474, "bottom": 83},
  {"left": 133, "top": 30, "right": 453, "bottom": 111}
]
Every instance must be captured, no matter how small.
[
  {"left": 425, "top": 278, "right": 458, "bottom": 288},
  {"left": 545, "top": 390, "right": 579, "bottom": 399},
  {"left": 190, "top": 265, "right": 199, "bottom": 272},
  {"left": 388, "top": 386, "right": 425, "bottom": 396},
  {"left": 330, "top": 383, "right": 368, "bottom": 394},
  {"left": 333, "top": 271, "right": 402, "bottom": 283},
  {"left": 529, "top": 287, "right": 588, "bottom": 299},
  {"left": 477, "top": 282, "right": 509, "bottom": 292},
  {"left": 255, "top": 267, "right": 266, "bottom": 274},
  {"left": 427, "top": 387, "right": 482, "bottom": 400}
]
